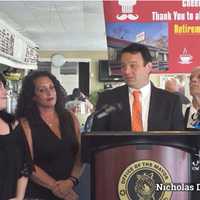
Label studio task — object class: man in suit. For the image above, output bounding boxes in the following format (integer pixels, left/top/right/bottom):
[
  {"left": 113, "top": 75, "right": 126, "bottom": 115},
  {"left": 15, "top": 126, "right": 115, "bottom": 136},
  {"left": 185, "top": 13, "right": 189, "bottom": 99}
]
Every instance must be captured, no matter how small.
[{"left": 92, "top": 43, "right": 184, "bottom": 131}]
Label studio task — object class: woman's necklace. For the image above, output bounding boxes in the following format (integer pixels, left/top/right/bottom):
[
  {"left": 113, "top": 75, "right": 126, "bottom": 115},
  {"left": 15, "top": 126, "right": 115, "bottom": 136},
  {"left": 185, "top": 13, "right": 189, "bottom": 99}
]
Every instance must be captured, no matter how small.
[
  {"left": 41, "top": 112, "right": 57, "bottom": 127},
  {"left": 44, "top": 117, "right": 56, "bottom": 127},
  {"left": 41, "top": 112, "right": 61, "bottom": 139},
  {"left": 46, "top": 121, "right": 53, "bottom": 127}
]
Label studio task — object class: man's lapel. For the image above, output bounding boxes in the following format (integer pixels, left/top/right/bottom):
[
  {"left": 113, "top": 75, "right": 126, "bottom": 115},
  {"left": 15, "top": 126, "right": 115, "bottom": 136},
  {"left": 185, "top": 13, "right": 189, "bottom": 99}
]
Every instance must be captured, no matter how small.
[
  {"left": 148, "top": 84, "right": 158, "bottom": 131},
  {"left": 118, "top": 85, "right": 132, "bottom": 131}
]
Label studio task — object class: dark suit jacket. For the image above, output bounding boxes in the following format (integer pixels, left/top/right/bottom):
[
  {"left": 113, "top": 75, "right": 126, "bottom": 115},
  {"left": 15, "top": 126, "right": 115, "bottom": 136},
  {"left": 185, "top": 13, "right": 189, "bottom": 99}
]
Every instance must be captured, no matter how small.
[{"left": 92, "top": 84, "right": 184, "bottom": 131}]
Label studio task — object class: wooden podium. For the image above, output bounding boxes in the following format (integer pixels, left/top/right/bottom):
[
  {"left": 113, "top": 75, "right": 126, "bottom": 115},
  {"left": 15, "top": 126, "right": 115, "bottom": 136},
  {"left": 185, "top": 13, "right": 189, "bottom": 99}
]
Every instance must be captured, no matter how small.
[{"left": 82, "top": 132, "right": 200, "bottom": 200}]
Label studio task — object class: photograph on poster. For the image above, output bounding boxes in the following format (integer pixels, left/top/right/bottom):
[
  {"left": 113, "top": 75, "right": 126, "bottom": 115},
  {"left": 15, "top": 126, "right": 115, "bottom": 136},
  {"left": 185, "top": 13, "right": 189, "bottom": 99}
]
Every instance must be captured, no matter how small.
[{"left": 106, "top": 22, "right": 168, "bottom": 73}]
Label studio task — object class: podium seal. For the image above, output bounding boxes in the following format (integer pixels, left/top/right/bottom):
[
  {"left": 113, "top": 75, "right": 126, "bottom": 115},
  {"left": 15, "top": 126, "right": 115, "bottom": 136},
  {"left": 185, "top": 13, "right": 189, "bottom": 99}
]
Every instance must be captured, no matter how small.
[{"left": 118, "top": 160, "right": 172, "bottom": 200}]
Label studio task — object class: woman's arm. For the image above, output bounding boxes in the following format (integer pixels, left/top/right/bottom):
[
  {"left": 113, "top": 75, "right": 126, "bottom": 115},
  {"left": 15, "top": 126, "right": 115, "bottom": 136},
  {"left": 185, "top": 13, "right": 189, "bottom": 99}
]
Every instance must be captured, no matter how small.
[
  {"left": 32, "top": 165, "right": 66, "bottom": 198},
  {"left": 69, "top": 111, "right": 83, "bottom": 178},
  {"left": 31, "top": 165, "right": 56, "bottom": 190},
  {"left": 54, "top": 112, "right": 84, "bottom": 197},
  {"left": 15, "top": 176, "right": 28, "bottom": 200}
]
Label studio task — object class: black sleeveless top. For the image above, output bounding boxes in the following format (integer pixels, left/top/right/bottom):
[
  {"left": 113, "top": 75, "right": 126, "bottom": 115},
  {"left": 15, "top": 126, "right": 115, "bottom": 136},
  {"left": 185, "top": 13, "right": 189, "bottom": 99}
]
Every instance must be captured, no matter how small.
[
  {"left": 0, "top": 112, "right": 32, "bottom": 200},
  {"left": 25, "top": 110, "right": 79, "bottom": 200}
]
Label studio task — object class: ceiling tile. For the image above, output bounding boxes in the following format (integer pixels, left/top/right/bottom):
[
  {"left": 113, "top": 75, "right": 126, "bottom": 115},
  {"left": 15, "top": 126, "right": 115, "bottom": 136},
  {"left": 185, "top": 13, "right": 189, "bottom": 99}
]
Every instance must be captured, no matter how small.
[{"left": 0, "top": 0, "right": 107, "bottom": 51}]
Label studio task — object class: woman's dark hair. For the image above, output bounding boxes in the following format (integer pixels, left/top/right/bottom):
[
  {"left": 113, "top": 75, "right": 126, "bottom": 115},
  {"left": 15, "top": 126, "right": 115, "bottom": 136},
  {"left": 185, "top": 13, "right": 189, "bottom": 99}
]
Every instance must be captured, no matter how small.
[
  {"left": 15, "top": 70, "right": 68, "bottom": 120},
  {"left": 0, "top": 73, "right": 7, "bottom": 87},
  {"left": 120, "top": 42, "right": 152, "bottom": 65}
]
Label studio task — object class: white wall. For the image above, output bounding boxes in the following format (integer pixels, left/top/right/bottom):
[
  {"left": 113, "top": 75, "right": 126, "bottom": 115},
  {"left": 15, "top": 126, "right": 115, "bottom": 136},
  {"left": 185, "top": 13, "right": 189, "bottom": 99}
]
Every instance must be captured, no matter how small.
[{"left": 60, "top": 74, "right": 78, "bottom": 95}]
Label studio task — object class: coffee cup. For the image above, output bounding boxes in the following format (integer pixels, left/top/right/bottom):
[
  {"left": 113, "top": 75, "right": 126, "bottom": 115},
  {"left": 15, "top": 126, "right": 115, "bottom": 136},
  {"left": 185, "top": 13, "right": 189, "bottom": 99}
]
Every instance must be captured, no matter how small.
[{"left": 179, "top": 55, "right": 192, "bottom": 63}]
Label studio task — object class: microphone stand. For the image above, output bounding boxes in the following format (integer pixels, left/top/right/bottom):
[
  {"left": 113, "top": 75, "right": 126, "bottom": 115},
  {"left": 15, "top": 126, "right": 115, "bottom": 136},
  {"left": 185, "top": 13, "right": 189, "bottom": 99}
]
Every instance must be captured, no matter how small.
[
  {"left": 83, "top": 103, "right": 122, "bottom": 133},
  {"left": 83, "top": 104, "right": 109, "bottom": 133},
  {"left": 84, "top": 112, "right": 95, "bottom": 133}
]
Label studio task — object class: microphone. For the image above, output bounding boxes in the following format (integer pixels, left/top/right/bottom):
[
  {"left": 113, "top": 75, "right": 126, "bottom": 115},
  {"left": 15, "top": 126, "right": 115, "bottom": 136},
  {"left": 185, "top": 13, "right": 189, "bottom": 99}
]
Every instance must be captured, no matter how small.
[
  {"left": 84, "top": 102, "right": 122, "bottom": 132},
  {"left": 96, "top": 103, "right": 122, "bottom": 119}
]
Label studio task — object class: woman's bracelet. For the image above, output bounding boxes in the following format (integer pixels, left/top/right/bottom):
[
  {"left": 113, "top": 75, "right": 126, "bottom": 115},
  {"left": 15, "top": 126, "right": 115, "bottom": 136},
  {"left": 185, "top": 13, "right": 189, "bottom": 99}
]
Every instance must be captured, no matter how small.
[{"left": 68, "top": 176, "right": 79, "bottom": 186}]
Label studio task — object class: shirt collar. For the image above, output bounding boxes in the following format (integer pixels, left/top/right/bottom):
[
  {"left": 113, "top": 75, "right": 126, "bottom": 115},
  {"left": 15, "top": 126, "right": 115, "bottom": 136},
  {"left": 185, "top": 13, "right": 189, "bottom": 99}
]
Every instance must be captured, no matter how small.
[{"left": 128, "top": 82, "right": 151, "bottom": 97}]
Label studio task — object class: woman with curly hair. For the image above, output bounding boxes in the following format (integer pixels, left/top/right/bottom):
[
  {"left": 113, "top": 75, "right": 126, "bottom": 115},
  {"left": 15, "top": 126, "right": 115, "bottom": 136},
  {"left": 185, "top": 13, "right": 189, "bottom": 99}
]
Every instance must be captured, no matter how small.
[
  {"left": 0, "top": 73, "right": 31, "bottom": 200},
  {"left": 16, "top": 70, "right": 82, "bottom": 200}
]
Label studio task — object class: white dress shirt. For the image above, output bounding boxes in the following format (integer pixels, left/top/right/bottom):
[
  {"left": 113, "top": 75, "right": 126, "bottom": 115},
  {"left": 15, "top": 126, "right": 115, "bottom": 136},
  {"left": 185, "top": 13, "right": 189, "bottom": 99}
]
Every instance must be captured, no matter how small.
[{"left": 129, "top": 82, "right": 151, "bottom": 131}]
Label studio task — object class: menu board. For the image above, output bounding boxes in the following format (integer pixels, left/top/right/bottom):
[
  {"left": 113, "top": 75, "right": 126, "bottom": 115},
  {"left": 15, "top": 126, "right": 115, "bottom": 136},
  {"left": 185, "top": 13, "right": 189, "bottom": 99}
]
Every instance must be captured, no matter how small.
[
  {"left": 0, "top": 26, "right": 14, "bottom": 56},
  {"left": 24, "top": 45, "right": 38, "bottom": 64},
  {"left": 0, "top": 19, "right": 38, "bottom": 67}
]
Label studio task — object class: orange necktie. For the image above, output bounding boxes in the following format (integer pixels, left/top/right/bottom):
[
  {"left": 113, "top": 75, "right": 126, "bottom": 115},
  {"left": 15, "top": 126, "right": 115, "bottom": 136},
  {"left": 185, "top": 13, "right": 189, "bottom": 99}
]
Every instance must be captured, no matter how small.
[{"left": 132, "top": 91, "right": 143, "bottom": 132}]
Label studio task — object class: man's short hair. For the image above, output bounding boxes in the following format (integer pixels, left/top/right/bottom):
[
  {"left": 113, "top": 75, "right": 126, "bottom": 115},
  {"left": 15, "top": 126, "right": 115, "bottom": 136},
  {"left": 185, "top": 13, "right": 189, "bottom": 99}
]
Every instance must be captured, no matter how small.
[{"left": 120, "top": 42, "right": 152, "bottom": 65}]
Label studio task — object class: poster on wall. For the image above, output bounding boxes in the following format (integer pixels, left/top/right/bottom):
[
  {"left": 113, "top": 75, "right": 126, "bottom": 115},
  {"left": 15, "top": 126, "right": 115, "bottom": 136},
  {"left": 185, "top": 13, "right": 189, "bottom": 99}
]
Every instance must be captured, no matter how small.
[{"left": 103, "top": 0, "right": 200, "bottom": 74}]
